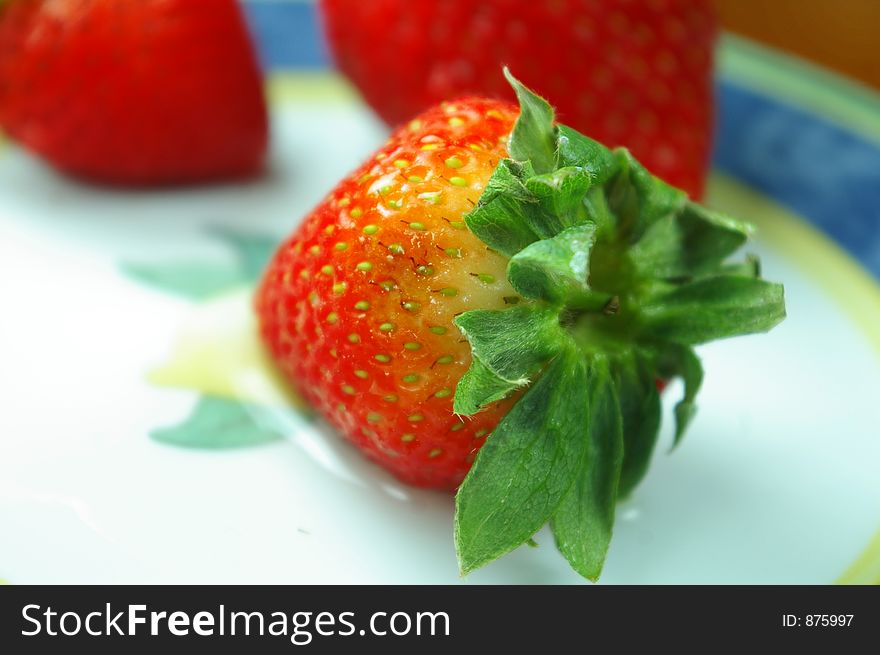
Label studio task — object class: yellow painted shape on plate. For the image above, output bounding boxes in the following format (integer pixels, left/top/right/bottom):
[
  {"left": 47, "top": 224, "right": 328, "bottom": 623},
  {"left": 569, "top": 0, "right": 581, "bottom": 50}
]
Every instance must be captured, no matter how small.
[
  {"left": 837, "top": 528, "right": 880, "bottom": 585},
  {"left": 149, "top": 288, "right": 306, "bottom": 411}
]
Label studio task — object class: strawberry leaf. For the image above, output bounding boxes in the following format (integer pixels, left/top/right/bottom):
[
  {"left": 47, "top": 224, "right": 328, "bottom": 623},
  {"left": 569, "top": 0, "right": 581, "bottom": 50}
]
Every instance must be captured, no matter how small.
[
  {"left": 607, "top": 148, "right": 687, "bottom": 241},
  {"left": 503, "top": 68, "right": 556, "bottom": 174},
  {"left": 550, "top": 356, "right": 623, "bottom": 581},
  {"left": 614, "top": 352, "right": 662, "bottom": 497},
  {"left": 453, "top": 358, "right": 521, "bottom": 415},
  {"left": 453, "top": 306, "right": 567, "bottom": 386},
  {"left": 719, "top": 253, "right": 761, "bottom": 278},
  {"left": 506, "top": 222, "right": 598, "bottom": 305},
  {"left": 556, "top": 125, "right": 619, "bottom": 183},
  {"left": 524, "top": 167, "right": 594, "bottom": 235},
  {"left": 464, "top": 159, "right": 541, "bottom": 257},
  {"left": 654, "top": 344, "right": 704, "bottom": 446},
  {"left": 639, "top": 276, "right": 786, "bottom": 344},
  {"left": 455, "top": 349, "right": 591, "bottom": 574},
  {"left": 629, "top": 202, "right": 751, "bottom": 280}
]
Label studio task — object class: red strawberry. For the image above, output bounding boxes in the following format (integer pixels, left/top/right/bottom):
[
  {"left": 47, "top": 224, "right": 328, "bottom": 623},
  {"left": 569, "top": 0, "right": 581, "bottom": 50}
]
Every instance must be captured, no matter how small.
[
  {"left": 256, "top": 73, "right": 784, "bottom": 579},
  {"left": 320, "top": 0, "right": 716, "bottom": 199},
  {"left": 259, "top": 96, "right": 520, "bottom": 490},
  {"left": 0, "top": 0, "right": 267, "bottom": 186}
]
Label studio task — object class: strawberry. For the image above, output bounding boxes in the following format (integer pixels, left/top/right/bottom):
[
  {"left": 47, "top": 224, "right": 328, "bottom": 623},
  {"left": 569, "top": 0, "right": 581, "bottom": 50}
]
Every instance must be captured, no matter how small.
[
  {"left": 256, "top": 72, "right": 785, "bottom": 580},
  {"left": 0, "top": 0, "right": 267, "bottom": 186},
  {"left": 258, "top": 95, "right": 520, "bottom": 491},
  {"left": 320, "top": 0, "right": 716, "bottom": 199}
]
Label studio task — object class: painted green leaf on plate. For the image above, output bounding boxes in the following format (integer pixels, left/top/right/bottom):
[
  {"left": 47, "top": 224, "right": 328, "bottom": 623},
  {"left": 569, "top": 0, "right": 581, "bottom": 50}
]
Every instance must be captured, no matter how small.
[{"left": 151, "top": 396, "right": 284, "bottom": 449}]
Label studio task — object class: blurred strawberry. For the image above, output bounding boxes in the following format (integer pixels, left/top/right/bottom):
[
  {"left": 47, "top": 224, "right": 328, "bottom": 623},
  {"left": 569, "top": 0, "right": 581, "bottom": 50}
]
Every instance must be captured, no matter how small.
[
  {"left": 0, "top": 0, "right": 268, "bottom": 186},
  {"left": 320, "top": 0, "right": 716, "bottom": 198}
]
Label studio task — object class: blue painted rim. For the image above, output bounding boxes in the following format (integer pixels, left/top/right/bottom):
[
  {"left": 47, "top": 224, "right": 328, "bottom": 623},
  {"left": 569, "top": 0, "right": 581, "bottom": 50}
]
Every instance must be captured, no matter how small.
[{"left": 242, "top": 0, "right": 880, "bottom": 282}]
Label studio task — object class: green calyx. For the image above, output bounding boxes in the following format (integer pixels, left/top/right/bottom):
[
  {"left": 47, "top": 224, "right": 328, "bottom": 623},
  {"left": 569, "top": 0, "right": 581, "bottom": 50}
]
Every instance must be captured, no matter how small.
[{"left": 453, "top": 69, "right": 786, "bottom": 581}]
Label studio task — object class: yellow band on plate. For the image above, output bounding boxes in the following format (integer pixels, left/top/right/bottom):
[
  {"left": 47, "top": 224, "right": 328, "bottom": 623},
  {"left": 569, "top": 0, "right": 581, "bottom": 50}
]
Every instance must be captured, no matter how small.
[{"left": 708, "top": 174, "right": 880, "bottom": 359}]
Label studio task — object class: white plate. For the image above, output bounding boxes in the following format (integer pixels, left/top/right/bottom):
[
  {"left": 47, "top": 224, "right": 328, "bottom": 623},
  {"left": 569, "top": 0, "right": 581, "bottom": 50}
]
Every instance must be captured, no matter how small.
[{"left": 1, "top": 95, "right": 879, "bottom": 584}]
